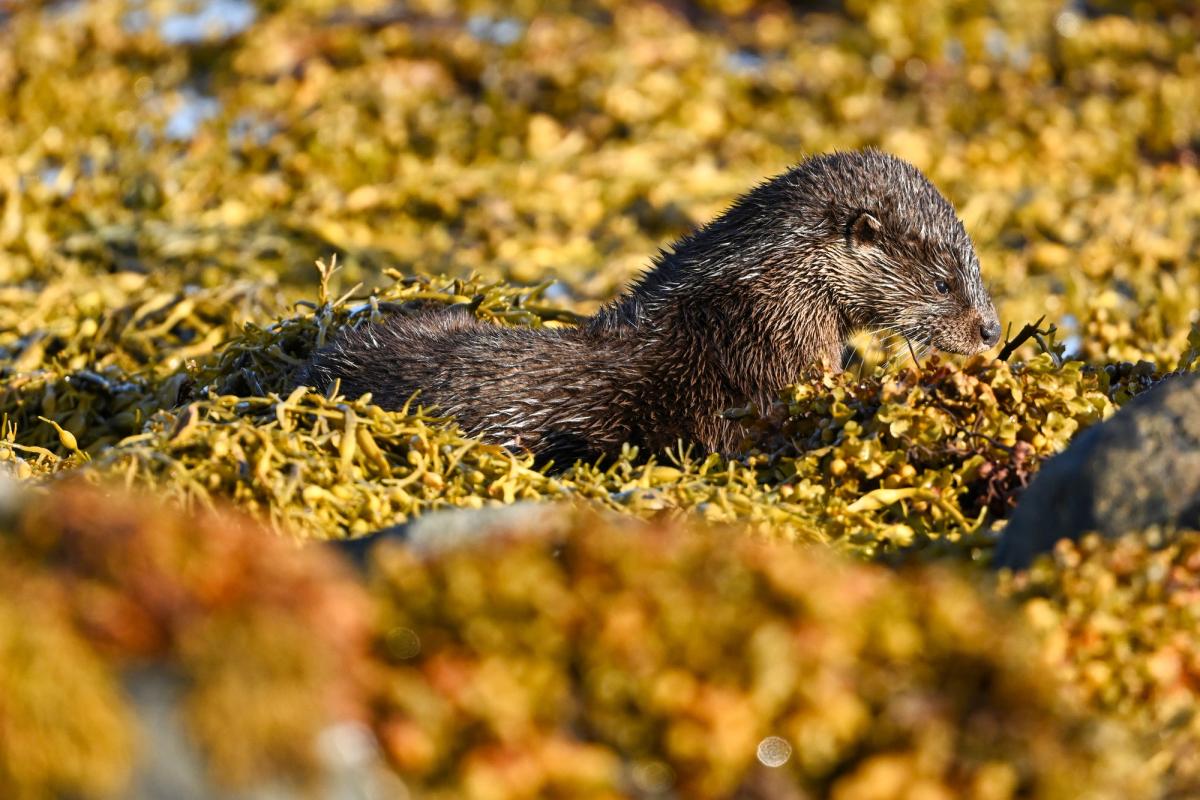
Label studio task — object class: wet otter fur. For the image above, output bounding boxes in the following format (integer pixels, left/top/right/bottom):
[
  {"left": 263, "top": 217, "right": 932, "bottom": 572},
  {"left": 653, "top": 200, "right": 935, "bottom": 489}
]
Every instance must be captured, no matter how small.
[{"left": 301, "top": 150, "right": 1000, "bottom": 466}]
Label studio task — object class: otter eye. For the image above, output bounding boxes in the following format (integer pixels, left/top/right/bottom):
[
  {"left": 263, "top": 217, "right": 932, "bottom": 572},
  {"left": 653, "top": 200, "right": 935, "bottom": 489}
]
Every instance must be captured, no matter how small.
[{"left": 935, "top": 279, "right": 951, "bottom": 295}]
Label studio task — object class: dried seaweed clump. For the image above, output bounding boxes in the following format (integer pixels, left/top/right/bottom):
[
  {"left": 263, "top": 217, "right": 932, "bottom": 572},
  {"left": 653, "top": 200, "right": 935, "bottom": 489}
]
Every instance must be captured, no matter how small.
[
  {"left": 12, "top": 284, "right": 1170, "bottom": 557},
  {"left": 0, "top": 483, "right": 372, "bottom": 794},
  {"left": 1002, "top": 530, "right": 1200, "bottom": 797},
  {"left": 367, "top": 508, "right": 1152, "bottom": 799},
  {"left": 0, "top": 271, "right": 582, "bottom": 531},
  {"left": 736, "top": 353, "right": 1165, "bottom": 559},
  {"left": 0, "top": 267, "right": 574, "bottom": 460}
]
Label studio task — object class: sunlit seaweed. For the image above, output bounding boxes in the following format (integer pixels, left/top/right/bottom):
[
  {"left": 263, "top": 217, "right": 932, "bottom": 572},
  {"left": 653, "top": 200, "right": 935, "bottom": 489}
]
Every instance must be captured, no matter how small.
[{"left": 3, "top": 0, "right": 1200, "bottom": 796}]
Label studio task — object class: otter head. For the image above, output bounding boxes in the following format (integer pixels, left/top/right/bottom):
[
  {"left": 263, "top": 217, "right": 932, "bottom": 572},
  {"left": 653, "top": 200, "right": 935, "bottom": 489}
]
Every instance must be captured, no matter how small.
[{"left": 799, "top": 150, "right": 1000, "bottom": 356}]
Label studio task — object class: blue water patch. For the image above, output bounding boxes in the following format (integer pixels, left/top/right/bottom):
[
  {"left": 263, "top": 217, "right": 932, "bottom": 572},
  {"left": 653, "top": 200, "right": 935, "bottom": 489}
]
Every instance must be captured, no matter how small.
[
  {"left": 229, "top": 112, "right": 279, "bottom": 148},
  {"left": 543, "top": 281, "right": 573, "bottom": 302},
  {"left": 123, "top": 8, "right": 151, "bottom": 34},
  {"left": 984, "top": 28, "right": 1008, "bottom": 60},
  {"left": 466, "top": 15, "right": 524, "bottom": 46},
  {"left": 38, "top": 164, "right": 62, "bottom": 188},
  {"left": 725, "top": 50, "right": 765, "bottom": 76},
  {"left": 165, "top": 89, "right": 221, "bottom": 141},
  {"left": 159, "top": 0, "right": 257, "bottom": 45},
  {"left": 1059, "top": 313, "right": 1082, "bottom": 357}
]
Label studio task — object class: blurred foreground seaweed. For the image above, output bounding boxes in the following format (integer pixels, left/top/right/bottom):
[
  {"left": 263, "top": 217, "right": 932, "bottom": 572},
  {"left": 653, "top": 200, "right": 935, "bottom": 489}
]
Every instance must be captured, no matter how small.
[
  {"left": 0, "top": 483, "right": 371, "bottom": 798},
  {"left": 3, "top": 0, "right": 1200, "bottom": 551},
  {"left": 366, "top": 506, "right": 1153, "bottom": 799},
  {"left": 0, "top": 482, "right": 1168, "bottom": 799},
  {"left": 1002, "top": 531, "right": 1200, "bottom": 797}
]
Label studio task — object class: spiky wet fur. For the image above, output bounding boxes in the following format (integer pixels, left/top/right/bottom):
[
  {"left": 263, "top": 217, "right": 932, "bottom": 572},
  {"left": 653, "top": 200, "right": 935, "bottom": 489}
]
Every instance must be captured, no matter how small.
[{"left": 302, "top": 150, "right": 999, "bottom": 466}]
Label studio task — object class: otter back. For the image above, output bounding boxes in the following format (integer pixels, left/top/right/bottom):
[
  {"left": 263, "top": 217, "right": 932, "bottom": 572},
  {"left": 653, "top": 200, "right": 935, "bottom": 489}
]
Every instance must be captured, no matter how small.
[{"left": 303, "top": 308, "right": 644, "bottom": 465}]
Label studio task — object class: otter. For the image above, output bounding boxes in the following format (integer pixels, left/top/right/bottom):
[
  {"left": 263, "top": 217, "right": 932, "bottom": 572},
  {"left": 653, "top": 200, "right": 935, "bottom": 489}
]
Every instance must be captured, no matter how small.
[{"left": 302, "top": 150, "right": 1000, "bottom": 466}]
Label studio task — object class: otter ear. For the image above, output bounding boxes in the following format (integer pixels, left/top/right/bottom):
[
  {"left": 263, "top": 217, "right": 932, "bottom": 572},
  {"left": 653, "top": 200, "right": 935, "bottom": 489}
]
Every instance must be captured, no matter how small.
[{"left": 849, "top": 211, "right": 882, "bottom": 247}]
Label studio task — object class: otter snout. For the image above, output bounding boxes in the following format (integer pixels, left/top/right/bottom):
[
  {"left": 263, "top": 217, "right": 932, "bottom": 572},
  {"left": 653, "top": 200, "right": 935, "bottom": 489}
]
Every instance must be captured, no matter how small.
[
  {"left": 980, "top": 319, "right": 1001, "bottom": 347},
  {"left": 968, "top": 305, "right": 1002, "bottom": 353},
  {"left": 929, "top": 305, "right": 1001, "bottom": 356}
]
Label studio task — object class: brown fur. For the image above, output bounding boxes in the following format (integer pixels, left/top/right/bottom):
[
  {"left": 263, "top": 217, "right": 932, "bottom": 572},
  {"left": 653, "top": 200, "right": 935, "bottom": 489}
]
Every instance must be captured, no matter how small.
[{"left": 300, "top": 150, "right": 1000, "bottom": 466}]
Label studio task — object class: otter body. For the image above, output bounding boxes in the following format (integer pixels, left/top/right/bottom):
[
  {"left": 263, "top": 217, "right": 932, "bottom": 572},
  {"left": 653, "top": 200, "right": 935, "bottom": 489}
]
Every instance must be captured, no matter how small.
[{"left": 303, "top": 150, "right": 1000, "bottom": 465}]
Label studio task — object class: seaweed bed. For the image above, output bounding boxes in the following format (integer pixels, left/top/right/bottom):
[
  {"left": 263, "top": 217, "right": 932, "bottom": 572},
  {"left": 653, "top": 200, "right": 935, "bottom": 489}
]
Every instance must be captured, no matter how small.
[{"left": 2, "top": 0, "right": 1200, "bottom": 797}]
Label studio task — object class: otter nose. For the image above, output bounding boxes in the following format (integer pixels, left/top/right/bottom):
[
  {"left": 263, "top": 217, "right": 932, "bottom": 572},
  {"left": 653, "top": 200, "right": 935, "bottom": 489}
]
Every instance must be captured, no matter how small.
[{"left": 979, "top": 320, "right": 1001, "bottom": 347}]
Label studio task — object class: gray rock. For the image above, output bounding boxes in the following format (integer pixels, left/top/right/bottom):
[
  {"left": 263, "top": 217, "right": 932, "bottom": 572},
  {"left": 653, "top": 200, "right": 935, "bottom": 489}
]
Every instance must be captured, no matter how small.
[
  {"left": 994, "top": 371, "right": 1200, "bottom": 569},
  {"left": 396, "top": 500, "right": 574, "bottom": 553},
  {"left": 0, "top": 472, "right": 19, "bottom": 514},
  {"left": 333, "top": 501, "right": 576, "bottom": 567}
]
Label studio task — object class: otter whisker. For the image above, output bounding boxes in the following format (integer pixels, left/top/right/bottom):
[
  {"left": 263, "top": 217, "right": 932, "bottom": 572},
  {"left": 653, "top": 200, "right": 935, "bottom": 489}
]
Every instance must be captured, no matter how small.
[
  {"left": 878, "top": 341, "right": 904, "bottom": 371},
  {"left": 871, "top": 327, "right": 914, "bottom": 373},
  {"left": 902, "top": 334, "right": 921, "bottom": 366},
  {"left": 892, "top": 324, "right": 935, "bottom": 369}
]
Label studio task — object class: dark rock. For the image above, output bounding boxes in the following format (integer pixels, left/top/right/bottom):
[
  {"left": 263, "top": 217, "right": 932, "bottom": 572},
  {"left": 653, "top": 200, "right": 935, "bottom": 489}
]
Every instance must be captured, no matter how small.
[{"left": 994, "top": 371, "right": 1200, "bottom": 569}]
